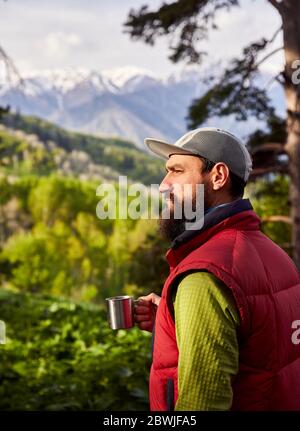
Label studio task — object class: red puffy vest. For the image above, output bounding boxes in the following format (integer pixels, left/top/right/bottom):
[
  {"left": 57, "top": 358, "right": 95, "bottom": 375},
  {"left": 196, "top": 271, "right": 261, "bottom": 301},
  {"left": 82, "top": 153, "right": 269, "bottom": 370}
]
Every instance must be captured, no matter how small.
[{"left": 149, "top": 207, "right": 300, "bottom": 410}]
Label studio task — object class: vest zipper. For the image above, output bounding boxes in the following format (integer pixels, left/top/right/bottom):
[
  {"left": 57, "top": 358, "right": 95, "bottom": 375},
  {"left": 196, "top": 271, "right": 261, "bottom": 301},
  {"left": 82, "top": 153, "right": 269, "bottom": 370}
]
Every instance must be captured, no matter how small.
[{"left": 166, "top": 378, "right": 174, "bottom": 411}]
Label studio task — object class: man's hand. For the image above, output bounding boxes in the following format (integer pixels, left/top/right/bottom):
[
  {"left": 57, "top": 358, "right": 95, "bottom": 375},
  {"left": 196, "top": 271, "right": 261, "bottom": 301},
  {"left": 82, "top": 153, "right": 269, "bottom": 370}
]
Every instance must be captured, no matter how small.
[{"left": 134, "top": 293, "right": 161, "bottom": 333}]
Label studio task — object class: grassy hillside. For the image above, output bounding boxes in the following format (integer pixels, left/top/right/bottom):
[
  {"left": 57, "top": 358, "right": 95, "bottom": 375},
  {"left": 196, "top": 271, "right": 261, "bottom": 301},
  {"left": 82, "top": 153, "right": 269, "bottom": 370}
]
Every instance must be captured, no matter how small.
[{"left": 1, "top": 112, "right": 164, "bottom": 185}]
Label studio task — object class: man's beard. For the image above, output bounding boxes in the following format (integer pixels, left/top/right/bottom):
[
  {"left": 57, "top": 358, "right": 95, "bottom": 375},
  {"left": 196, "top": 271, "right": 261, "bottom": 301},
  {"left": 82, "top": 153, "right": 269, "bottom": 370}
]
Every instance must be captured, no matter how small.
[
  {"left": 158, "top": 211, "right": 186, "bottom": 243},
  {"left": 158, "top": 184, "right": 212, "bottom": 242}
]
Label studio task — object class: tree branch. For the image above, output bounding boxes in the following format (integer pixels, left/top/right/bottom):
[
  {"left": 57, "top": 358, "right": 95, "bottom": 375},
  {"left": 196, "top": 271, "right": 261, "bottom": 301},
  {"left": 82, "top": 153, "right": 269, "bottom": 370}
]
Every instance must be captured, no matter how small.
[
  {"left": 275, "top": 72, "right": 286, "bottom": 86},
  {"left": 268, "top": 0, "right": 284, "bottom": 14},
  {"left": 262, "top": 71, "right": 285, "bottom": 90},
  {"left": 281, "top": 242, "right": 293, "bottom": 250},
  {"left": 261, "top": 215, "right": 292, "bottom": 224},
  {"left": 0, "top": 44, "right": 23, "bottom": 86},
  {"left": 268, "top": 24, "right": 283, "bottom": 44},
  {"left": 255, "top": 46, "right": 283, "bottom": 69},
  {"left": 251, "top": 142, "right": 285, "bottom": 155},
  {"left": 250, "top": 165, "right": 288, "bottom": 177}
]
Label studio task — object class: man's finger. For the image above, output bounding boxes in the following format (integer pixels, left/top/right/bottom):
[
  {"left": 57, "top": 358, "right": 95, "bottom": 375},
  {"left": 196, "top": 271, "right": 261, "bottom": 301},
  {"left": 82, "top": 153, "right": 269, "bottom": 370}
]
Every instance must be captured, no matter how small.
[
  {"left": 136, "top": 299, "right": 152, "bottom": 307},
  {"left": 138, "top": 321, "right": 152, "bottom": 331},
  {"left": 134, "top": 314, "right": 151, "bottom": 323},
  {"left": 134, "top": 305, "right": 151, "bottom": 315}
]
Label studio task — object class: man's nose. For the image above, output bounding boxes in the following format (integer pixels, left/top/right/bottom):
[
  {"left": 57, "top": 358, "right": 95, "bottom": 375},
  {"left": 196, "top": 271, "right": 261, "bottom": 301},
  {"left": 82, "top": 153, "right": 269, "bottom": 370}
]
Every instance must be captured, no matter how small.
[{"left": 159, "top": 176, "right": 172, "bottom": 194}]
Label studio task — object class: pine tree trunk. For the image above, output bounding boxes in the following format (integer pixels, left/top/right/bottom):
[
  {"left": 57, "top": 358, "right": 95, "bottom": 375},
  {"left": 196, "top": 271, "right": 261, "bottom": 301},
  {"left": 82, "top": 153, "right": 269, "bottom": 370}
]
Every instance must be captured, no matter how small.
[{"left": 280, "top": 1, "right": 300, "bottom": 269}]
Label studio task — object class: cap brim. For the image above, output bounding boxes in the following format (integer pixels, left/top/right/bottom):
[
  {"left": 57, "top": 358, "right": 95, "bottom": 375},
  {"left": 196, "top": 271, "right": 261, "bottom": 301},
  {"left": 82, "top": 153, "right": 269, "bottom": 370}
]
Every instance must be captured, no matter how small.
[{"left": 145, "top": 138, "right": 196, "bottom": 160}]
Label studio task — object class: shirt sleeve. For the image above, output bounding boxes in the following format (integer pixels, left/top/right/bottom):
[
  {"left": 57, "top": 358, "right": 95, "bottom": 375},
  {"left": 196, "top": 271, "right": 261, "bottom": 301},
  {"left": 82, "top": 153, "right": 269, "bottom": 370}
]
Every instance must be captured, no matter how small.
[{"left": 173, "top": 271, "right": 239, "bottom": 411}]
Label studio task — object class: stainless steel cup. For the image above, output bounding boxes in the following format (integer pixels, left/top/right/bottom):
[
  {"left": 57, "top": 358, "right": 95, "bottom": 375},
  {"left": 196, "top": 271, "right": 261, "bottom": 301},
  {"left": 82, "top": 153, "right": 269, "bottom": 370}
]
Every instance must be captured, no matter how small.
[{"left": 105, "top": 295, "right": 136, "bottom": 330}]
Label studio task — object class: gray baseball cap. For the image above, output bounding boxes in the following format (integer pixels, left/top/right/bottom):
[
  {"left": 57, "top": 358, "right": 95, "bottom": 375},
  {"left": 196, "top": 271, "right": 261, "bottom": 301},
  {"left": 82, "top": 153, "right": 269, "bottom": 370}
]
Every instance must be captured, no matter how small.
[{"left": 145, "top": 127, "right": 252, "bottom": 182}]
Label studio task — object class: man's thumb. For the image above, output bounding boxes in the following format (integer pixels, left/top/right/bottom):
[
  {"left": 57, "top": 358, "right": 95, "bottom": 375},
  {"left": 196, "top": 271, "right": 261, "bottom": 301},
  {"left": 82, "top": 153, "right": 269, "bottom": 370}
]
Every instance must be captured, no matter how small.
[{"left": 138, "top": 292, "right": 161, "bottom": 307}]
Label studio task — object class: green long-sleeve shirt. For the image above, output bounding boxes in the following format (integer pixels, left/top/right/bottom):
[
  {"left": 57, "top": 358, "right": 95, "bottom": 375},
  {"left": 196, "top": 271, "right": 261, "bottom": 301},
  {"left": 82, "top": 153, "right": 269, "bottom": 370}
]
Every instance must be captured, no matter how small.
[{"left": 172, "top": 271, "right": 239, "bottom": 410}]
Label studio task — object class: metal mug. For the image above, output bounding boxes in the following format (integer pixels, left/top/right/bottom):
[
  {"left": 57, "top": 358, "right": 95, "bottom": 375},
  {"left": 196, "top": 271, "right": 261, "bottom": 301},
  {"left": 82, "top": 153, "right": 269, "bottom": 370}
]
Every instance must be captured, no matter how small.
[{"left": 105, "top": 295, "right": 137, "bottom": 330}]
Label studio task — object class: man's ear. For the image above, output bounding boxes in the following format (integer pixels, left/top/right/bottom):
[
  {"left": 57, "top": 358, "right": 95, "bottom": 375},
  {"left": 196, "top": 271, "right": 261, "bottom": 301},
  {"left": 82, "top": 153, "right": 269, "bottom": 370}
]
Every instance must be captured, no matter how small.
[{"left": 211, "top": 163, "right": 230, "bottom": 190}]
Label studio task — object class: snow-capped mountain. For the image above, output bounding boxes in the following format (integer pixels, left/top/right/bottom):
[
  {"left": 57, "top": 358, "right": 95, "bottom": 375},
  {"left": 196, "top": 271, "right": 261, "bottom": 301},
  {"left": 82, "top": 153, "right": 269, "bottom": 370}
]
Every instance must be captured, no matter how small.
[{"left": 0, "top": 66, "right": 285, "bottom": 149}]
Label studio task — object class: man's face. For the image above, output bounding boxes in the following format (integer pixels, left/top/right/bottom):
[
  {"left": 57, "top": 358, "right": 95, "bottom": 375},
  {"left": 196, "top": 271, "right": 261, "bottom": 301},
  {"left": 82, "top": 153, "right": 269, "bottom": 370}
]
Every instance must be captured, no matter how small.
[{"left": 158, "top": 154, "right": 213, "bottom": 241}]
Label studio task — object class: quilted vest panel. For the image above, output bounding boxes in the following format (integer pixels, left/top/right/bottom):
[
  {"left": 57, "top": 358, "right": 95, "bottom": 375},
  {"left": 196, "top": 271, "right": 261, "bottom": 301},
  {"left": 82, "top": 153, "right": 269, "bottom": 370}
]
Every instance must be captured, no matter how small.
[{"left": 150, "top": 210, "right": 300, "bottom": 411}]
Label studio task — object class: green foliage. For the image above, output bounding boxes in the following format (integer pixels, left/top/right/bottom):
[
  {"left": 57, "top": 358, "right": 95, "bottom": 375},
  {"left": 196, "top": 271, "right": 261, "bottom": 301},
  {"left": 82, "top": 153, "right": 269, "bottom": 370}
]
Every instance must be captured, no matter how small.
[
  {"left": 124, "top": 0, "right": 240, "bottom": 63},
  {"left": 1, "top": 113, "right": 164, "bottom": 185},
  {"left": 0, "top": 174, "right": 168, "bottom": 302},
  {"left": 249, "top": 174, "right": 291, "bottom": 254},
  {"left": 0, "top": 106, "right": 10, "bottom": 119},
  {"left": 128, "top": 228, "right": 169, "bottom": 297},
  {"left": 0, "top": 129, "right": 27, "bottom": 159},
  {"left": 188, "top": 38, "right": 275, "bottom": 128},
  {"left": 0, "top": 128, "right": 56, "bottom": 175},
  {"left": 0, "top": 288, "right": 151, "bottom": 410},
  {"left": 28, "top": 176, "right": 99, "bottom": 226},
  {"left": 247, "top": 116, "right": 287, "bottom": 151},
  {"left": 0, "top": 176, "right": 110, "bottom": 299}
]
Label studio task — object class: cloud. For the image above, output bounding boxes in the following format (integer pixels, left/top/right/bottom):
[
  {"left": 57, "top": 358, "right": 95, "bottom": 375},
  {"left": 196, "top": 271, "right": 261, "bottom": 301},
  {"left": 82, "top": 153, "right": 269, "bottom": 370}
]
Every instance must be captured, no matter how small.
[
  {"left": 0, "top": 0, "right": 283, "bottom": 78},
  {"left": 44, "top": 32, "right": 82, "bottom": 59}
]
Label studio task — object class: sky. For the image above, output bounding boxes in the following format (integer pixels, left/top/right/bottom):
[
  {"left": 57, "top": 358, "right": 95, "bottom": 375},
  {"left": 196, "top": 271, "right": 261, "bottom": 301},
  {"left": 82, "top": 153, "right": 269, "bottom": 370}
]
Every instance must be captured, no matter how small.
[{"left": 0, "top": 0, "right": 284, "bottom": 78}]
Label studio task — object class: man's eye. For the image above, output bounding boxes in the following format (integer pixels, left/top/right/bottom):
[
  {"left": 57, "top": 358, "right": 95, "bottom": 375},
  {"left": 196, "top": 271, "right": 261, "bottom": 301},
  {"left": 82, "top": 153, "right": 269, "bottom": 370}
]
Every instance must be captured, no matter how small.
[{"left": 165, "top": 169, "right": 183, "bottom": 174}]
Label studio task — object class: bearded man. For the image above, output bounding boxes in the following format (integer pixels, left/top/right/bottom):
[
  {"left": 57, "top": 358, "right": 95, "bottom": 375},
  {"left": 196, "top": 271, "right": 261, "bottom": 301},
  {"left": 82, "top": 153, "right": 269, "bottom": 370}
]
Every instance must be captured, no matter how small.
[{"left": 134, "top": 127, "right": 300, "bottom": 411}]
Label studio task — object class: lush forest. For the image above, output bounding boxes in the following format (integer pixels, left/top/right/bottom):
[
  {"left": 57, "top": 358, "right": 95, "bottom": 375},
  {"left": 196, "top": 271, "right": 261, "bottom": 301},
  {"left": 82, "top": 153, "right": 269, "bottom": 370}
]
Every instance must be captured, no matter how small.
[
  {"left": 0, "top": 113, "right": 291, "bottom": 410},
  {"left": 1, "top": 112, "right": 165, "bottom": 185}
]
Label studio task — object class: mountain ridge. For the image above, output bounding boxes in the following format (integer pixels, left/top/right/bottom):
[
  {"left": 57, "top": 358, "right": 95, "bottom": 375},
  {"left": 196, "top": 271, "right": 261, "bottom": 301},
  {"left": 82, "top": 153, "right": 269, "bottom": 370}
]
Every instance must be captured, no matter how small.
[
  {"left": 0, "top": 67, "right": 205, "bottom": 147},
  {"left": 0, "top": 66, "right": 285, "bottom": 147}
]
